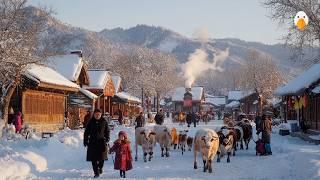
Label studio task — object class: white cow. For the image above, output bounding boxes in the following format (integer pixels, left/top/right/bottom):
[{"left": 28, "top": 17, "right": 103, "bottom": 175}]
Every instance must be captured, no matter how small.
[
  {"left": 154, "top": 125, "right": 172, "bottom": 157},
  {"left": 193, "top": 129, "right": 219, "bottom": 173},
  {"left": 135, "top": 127, "right": 157, "bottom": 162}
]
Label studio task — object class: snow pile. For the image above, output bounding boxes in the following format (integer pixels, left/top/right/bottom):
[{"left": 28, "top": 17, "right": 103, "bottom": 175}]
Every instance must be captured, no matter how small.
[
  {"left": 0, "top": 119, "right": 319, "bottom": 179},
  {"left": 274, "top": 63, "right": 320, "bottom": 96},
  {"left": 56, "top": 129, "right": 83, "bottom": 148},
  {"left": 0, "top": 159, "right": 32, "bottom": 179},
  {"left": 21, "top": 151, "right": 47, "bottom": 172},
  {"left": 309, "top": 135, "right": 320, "bottom": 141}
]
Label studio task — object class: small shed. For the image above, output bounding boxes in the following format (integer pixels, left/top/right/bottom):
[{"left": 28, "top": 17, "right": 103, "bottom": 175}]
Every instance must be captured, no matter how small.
[{"left": 10, "top": 64, "right": 79, "bottom": 132}]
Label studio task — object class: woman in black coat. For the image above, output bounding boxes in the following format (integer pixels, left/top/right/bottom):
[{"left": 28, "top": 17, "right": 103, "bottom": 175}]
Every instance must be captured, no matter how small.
[{"left": 84, "top": 109, "right": 110, "bottom": 178}]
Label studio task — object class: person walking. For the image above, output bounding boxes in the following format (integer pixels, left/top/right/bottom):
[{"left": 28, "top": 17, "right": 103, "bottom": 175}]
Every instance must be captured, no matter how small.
[
  {"left": 186, "top": 112, "right": 192, "bottom": 127},
  {"left": 255, "top": 112, "right": 262, "bottom": 134},
  {"left": 14, "top": 111, "right": 22, "bottom": 133},
  {"left": 178, "top": 111, "right": 185, "bottom": 125},
  {"left": 109, "top": 131, "right": 133, "bottom": 178},
  {"left": 118, "top": 109, "right": 123, "bottom": 125},
  {"left": 155, "top": 109, "right": 165, "bottom": 125},
  {"left": 135, "top": 112, "right": 145, "bottom": 129},
  {"left": 257, "top": 113, "right": 272, "bottom": 155},
  {"left": 192, "top": 112, "right": 197, "bottom": 127},
  {"left": 84, "top": 109, "right": 110, "bottom": 178}
]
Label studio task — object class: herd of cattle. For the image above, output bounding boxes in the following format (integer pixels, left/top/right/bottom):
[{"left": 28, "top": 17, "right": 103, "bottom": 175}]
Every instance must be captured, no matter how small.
[{"left": 134, "top": 120, "right": 253, "bottom": 173}]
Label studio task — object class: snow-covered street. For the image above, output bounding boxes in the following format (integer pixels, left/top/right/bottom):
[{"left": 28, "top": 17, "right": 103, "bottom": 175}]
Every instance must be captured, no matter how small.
[{"left": 0, "top": 119, "right": 319, "bottom": 180}]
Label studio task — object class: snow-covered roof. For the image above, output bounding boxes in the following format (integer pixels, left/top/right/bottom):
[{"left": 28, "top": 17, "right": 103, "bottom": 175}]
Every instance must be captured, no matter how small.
[
  {"left": 205, "top": 96, "right": 226, "bottom": 106},
  {"left": 225, "top": 100, "right": 240, "bottom": 108},
  {"left": 172, "top": 87, "right": 204, "bottom": 102},
  {"left": 25, "top": 64, "right": 79, "bottom": 90},
  {"left": 115, "top": 92, "right": 141, "bottom": 103},
  {"left": 85, "top": 70, "right": 111, "bottom": 89},
  {"left": 228, "top": 91, "right": 243, "bottom": 101},
  {"left": 79, "top": 88, "right": 98, "bottom": 99},
  {"left": 112, "top": 75, "right": 122, "bottom": 93},
  {"left": 274, "top": 64, "right": 320, "bottom": 96},
  {"left": 312, "top": 85, "right": 320, "bottom": 94},
  {"left": 46, "top": 54, "right": 84, "bottom": 82}
]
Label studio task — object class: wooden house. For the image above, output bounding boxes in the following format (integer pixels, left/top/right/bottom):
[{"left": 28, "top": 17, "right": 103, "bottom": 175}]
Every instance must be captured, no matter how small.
[
  {"left": 204, "top": 94, "right": 226, "bottom": 112},
  {"left": 171, "top": 87, "right": 205, "bottom": 114},
  {"left": 274, "top": 64, "right": 320, "bottom": 131},
  {"left": 111, "top": 75, "right": 142, "bottom": 119},
  {"left": 84, "top": 70, "right": 115, "bottom": 115},
  {"left": 238, "top": 92, "right": 261, "bottom": 120},
  {"left": 46, "top": 52, "right": 98, "bottom": 129},
  {"left": 10, "top": 64, "right": 79, "bottom": 132}
]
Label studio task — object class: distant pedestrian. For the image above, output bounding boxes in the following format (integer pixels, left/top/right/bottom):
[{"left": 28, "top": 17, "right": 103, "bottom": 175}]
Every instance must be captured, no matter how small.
[
  {"left": 135, "top": 112, "right": 145, "bottom": 129},
  {"left": 109, "top": 131, "right": 133, "bottom": 178},
  {"left": 186, "top": 112, "right": 192, "bottom": 127},
  {"left": 155, "top": 109, "right": 164, "bottom": 125},
  {"left": 14, "top": 111, "right": 22, "bottom": 133},
  {"left": 258, "top": 114, "right": 272, "bottom": 155},
  {"left": 84, "top": 109, "right": 110, "bottom": 178},
  {"left": 178, "top": 111, "right": 185, "bottom": 125},
  {"left": 118, "top": 109, "right": 123, "bottom": 125},
  {"left": 255, "top": 113, "right": 262, "bottom": 134},
  {"left": 83, "top": 110, "right": 91, "bottom": 128},
  {"left": 7, "top": 107, "right": 15, "bottom": 125},
  {"left": 192, "top": 112, "right": 197, "bottom": 127}
]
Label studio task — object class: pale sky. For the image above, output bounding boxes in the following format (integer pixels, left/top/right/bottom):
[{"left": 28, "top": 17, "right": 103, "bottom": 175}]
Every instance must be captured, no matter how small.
[{"left": 29, "top": 0, "right": 287, "bottom": 44}]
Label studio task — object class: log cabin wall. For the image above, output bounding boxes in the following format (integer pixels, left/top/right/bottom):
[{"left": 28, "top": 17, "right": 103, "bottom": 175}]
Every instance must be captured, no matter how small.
[
  {"left": 22, "top": 89, "right": 66, "bottom": 132},
  {"left": 68, "top": 91, "right": 95, "bottom": 129}
]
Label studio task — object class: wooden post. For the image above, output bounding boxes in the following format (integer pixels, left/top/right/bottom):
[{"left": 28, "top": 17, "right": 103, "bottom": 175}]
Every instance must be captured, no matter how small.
[{"left": 103, "top": 96, "right": 106, "bottom": 114}]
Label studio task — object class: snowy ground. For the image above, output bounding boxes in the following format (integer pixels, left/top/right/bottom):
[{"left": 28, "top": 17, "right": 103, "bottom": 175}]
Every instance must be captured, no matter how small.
[{"left": 0, "top": 118, "right": 319, "bottom": 180}]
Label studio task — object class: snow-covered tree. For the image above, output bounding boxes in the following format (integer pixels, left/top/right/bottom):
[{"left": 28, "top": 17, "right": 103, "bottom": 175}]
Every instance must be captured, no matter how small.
[
  {"left": 108, "top": 46, "right": 182, "bottom": 111},
  {"left": 264, "top": 0, "right": 320, "bottom": 66},
  {"left": 0, "top": 0, "right": 51, "bottom": 126},
  {"left": 239, "top": 50, "right": 284, "bottom": 111}
]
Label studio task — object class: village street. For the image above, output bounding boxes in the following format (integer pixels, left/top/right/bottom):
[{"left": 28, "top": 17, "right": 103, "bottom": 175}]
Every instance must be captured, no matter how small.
[
  {"left": 2, "top": 1, "right": 320, "bottom": 180},
  {"left": 0, "top": 118, "right": 319, "bottom": 180}
]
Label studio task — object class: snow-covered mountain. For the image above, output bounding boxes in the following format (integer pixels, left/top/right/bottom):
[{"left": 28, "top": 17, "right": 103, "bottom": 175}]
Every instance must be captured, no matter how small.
[
  {"left": 27, "top": 6, "right": 314, "bottom": 79},
  {"left": 100, "top": 25, "right": 318, "bottom": 77}
]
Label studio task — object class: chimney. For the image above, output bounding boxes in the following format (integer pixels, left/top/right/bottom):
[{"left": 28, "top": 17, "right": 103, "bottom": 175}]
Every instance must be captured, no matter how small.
[
  {"left": 183, "top": 87, "right": 193, "bottom": 107},
  {"left": 70, "top": 50, "right": 83, "bottom": 57}
]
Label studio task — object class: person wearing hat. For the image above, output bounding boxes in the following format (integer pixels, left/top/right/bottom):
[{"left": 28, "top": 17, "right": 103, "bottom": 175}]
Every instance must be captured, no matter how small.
[
  {"left": 84, "top": 109, "right": 110, "bottom": 178},
  {"left": 109, "top": 131, "right": 133, "bottom": 178}
]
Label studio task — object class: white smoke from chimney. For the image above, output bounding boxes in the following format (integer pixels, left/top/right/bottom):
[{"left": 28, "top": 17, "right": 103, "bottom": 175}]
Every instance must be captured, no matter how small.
[
  {"left": 192, "top": 27, "right": 209, "bottom": 43},
  {"left": 182, "top": 48, "right": 229, "bottom": 88}
]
